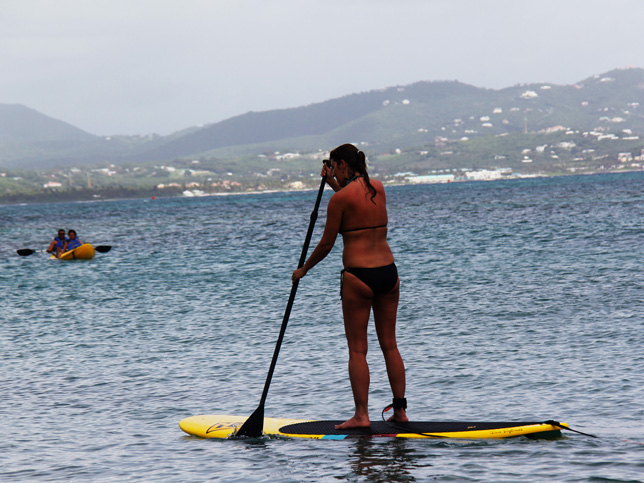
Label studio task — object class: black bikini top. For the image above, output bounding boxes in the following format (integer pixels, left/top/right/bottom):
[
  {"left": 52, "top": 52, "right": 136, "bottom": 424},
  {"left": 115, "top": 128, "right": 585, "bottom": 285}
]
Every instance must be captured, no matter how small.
[
  {"left": 339, "top": 174, "right": 387, "bottom": 233},
  {"left": 340, "top": 224, "right": 387, "bottom": 234}
]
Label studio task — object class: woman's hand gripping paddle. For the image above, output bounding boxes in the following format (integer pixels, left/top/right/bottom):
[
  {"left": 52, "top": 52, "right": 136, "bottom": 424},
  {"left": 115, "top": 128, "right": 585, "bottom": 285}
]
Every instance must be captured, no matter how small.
[{"left": 235, "top": 164, "right": 329, "bottom": 438}]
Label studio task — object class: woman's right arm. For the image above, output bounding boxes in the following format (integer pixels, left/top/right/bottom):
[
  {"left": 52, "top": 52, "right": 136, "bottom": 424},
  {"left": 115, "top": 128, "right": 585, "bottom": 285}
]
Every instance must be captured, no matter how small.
[
  {"left": 292, "top": 195, "right": 342, "bottom": 282},
  {"left": 322, "top": 164, "right": 341, "bottom": 192}
]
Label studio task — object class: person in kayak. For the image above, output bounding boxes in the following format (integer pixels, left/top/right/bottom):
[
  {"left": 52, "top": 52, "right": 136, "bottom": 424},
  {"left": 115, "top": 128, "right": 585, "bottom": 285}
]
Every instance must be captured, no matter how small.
[
  {"left": 46, "top": 229, "right": 68, "bottom": 258},
  {"left": 292, "top": 143, "right": 407, "bottom": 429},
  {"left": 63, "top": 229, "right": 83, "bottom": 252}
]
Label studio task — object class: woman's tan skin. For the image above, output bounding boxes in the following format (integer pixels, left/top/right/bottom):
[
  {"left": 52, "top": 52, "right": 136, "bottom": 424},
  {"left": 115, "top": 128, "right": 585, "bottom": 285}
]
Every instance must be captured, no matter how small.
[{"left": 292, "top": 145, "right": 407, "bottom": 429}]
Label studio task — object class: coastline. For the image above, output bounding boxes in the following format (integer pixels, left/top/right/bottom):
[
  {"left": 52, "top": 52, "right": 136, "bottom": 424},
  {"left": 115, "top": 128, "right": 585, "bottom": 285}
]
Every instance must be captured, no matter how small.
[{"left": 1, "top": 168, "right": 642, "bottom": 207}]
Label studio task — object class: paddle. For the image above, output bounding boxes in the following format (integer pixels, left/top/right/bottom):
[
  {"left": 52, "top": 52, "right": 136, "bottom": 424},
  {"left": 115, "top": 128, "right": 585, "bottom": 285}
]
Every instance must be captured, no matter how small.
[
  {"left": 17, "top": 245, "right": 112, "bottom": 256},
  {"left": 16, "top": 249, "right": 41, "bottom": 256},
  {"left": 235, "top": 166, "right": 329, "bottom": 438}
]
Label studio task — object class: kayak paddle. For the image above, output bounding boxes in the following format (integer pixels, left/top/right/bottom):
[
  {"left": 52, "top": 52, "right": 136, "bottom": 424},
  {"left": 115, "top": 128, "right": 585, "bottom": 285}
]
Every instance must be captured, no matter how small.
[
  {"left": 16, "top": 249, "right": 41, "bottom": 256},
  {"left": 235, "top": 165, "right": 329, "bottom": 438},
  {"left": 17, "top": 245, "right": 112, "bottom": 256}
]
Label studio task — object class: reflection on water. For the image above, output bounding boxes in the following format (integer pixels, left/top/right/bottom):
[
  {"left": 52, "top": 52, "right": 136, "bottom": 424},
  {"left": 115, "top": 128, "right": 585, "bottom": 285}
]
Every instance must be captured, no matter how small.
[{"left": 345, "top": 438, "right": 425, "bottom": 482}]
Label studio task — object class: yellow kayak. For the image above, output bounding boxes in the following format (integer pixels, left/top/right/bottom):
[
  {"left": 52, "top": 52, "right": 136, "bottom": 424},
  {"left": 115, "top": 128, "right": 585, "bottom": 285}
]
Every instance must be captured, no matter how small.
[{"left": 51, "top": 243, "right": 96, "bottom": 260}]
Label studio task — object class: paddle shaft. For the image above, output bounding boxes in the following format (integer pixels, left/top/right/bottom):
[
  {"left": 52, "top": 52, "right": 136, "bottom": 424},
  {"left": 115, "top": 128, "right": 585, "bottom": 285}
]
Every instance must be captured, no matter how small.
[
  {"left": 258, "top": 176, "right": 326, "bottom": 405},
  {"left": 236, "top": 174, "right": 327, "bottom": 437},
  {"left": 17, "top": 245, "right": 111, "bottom": 256}
]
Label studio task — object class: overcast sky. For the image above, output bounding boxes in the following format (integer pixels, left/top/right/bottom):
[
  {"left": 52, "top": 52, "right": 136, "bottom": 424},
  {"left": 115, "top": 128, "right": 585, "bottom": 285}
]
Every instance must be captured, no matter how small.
[{"left": 2, "top": 0, "right": 643, "bottom": 136}]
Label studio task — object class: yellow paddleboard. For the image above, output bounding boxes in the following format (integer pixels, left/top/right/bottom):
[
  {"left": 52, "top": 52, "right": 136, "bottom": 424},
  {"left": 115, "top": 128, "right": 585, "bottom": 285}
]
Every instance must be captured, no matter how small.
[{"left": 179, "top": 415, "right": 566, "bottom": 440}]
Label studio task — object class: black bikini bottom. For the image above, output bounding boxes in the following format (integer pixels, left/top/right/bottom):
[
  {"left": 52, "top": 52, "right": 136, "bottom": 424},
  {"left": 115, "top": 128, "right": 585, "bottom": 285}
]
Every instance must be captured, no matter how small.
[{"left": 341, "top": 263, "right": 398, "bottom": 298}]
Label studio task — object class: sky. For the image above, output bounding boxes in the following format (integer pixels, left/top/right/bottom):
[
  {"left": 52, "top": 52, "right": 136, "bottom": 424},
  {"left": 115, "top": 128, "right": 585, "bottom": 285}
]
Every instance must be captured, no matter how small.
[{"left": 2, "top": 0, "right": 644, "bottom": 136}]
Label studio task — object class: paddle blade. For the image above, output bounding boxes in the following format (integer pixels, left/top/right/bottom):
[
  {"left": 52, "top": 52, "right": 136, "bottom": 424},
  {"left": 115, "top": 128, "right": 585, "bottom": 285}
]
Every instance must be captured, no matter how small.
[
  {"left": 95, "top": 245, "right": 112, "bottom": 253},
  {"left": 234, "top": 406, "right": 265, "bottom": 438},
  {"left": 17, "top": 249, "right": 36, "bottom": 256}
]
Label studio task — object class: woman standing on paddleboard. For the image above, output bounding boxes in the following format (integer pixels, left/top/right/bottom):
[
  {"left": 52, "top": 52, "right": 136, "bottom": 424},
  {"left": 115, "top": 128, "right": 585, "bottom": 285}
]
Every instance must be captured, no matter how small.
[{"left": 292, "top": 143, "right": 407, "bottom": 429}]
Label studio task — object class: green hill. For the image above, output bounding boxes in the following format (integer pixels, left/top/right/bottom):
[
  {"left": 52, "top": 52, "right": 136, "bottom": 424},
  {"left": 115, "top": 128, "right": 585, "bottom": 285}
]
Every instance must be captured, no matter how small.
[
  {"left": 2, "top": 67, "right": 644, "bottom": 171},
  {"left": 133, "top": 67, "right": 644, "bottom": 162},
  {"left": 0, "top": 104, "right": 93, "bottom": 144}
]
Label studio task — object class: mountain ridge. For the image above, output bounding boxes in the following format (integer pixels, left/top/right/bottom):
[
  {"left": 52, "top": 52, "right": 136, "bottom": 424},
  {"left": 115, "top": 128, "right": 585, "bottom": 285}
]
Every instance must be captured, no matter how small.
[
  {"left": 1, "top": 67, "right": 643, "bottom": 169},
  {"left": 0, "top": 103, "right": 94, "bottom": 144}
]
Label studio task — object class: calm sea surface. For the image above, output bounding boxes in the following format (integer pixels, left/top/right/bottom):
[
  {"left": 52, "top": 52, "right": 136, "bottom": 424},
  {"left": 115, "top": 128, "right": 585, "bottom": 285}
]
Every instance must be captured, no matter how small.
[{"left": 1, "top": 172, "right": 643, "bottom": 482}]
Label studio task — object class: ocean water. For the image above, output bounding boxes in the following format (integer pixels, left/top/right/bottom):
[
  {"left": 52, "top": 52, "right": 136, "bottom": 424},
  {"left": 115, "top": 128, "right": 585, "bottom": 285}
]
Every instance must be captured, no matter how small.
[{"left": 1, "top": 171, "right": 643, "bottom": 482}]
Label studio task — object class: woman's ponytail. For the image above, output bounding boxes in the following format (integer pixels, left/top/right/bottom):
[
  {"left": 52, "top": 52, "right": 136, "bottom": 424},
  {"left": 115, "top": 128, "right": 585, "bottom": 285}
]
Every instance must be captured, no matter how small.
[{"left": 330, "top": 144, "right": 377, "bottom": 203}]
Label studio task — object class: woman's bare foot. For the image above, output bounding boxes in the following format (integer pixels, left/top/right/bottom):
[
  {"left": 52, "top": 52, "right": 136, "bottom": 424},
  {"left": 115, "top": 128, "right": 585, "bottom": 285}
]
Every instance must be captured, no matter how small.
[
  {"left": 334, "top": 415, "right": 371, "bottom": 429},
  {"left": 386, "top": 408, "right": 408, "bottom": 423}
]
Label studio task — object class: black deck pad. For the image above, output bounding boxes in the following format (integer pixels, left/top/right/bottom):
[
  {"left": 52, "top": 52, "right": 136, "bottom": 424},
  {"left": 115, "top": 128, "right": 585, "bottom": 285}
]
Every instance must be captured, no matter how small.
[{"left": 279, "top": 421, "right": 544, "bottom": 436}]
